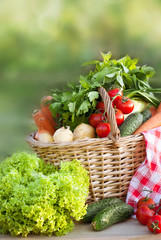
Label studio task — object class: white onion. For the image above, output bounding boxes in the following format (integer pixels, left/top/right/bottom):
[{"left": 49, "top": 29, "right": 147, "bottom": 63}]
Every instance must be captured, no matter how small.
[
  {"left": 53, "top": 126, "right": 73, "bottom": 143},
  {"left": 73, "top": 123, "right": 95, "bottom": 140}
]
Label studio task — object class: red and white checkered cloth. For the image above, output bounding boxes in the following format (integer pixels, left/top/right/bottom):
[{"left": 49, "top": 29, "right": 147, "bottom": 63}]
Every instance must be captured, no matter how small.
[{"left": 126, "top": 126, "right": 161, "bottom": 217}]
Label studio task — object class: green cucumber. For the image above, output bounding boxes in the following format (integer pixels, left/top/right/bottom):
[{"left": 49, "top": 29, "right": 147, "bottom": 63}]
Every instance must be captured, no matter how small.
[
  {"left": 92, "top": 202, "right": 134, "bottom": 231},
  {"left": 82, "top": 197, "right": 123, "bottom": 223},
  {"left": 119, "top": 112, "right": 143, "bottom": 137},
  {"left": 141, "top": 109, "right": 151, "bottom": 123}
]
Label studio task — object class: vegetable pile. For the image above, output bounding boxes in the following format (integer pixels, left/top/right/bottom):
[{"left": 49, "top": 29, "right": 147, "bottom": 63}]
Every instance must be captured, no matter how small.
[
  {"left": 0, "top": 152, "right": 89, "bottom": 237},
  {"left": 50, "top": 52, "right": 160, "bottom": 127},
  {"left": 136, "top": 190, "right": 161, "bottom": 234},
  {"left": 82, "top": 197, "right": 134, "bottom": 231},
  {"left": 32, "top": 52, "right": 161, "bottom": 142}
]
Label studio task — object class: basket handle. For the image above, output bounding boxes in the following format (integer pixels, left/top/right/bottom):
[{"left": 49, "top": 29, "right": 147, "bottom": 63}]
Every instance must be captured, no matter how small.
[{"left": 98, "top": 87, "right": 120, "bottom": 142}]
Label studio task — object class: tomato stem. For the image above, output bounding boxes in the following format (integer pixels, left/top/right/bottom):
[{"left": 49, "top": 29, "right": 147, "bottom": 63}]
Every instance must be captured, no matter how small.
[
  {"left": 149, "top": 203, "right": 156, "bottom": 209},
  {"left": 121, "top": 96, "right": 129, "bottom": 103},
  {"left": 139, "top": 189, "right": 153, "bottom": 201},
  {"left": 110, "top": 89, "right": 123, "bottom": 102},
  {"left": 151, "top": 220, "right": 160, "bottom": 234}
]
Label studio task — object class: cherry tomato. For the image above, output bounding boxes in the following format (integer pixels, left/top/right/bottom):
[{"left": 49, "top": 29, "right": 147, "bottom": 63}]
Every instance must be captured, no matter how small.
[
  {"left": 89, "top": 113, "right": 104, "bottom": 128},
  {"left": 108, "top": 88, "right": 123, "bottom": 106},
  {"left": 137, "top": 197, "right": 155, "bottom": 209},
  {"left": 96, "top": 122, "right": 111, "bottom": 138},
  {"left": 115, "top": 108, "right": 124, "bottom": 126},
  {"left": 108, "top": 88, "right": 123, "bottom": 100},
  {"left": 147, "top": 215, "right": 161, "bottom": 234},
  {"left": 96, "top": 101, "right": 105, "bottom": 113},
  {"left": 114, "top": 96, "right": 134, "bottom": 114},
  {"left": 136, "top": 205, "right": 155, "bottom": 225}
]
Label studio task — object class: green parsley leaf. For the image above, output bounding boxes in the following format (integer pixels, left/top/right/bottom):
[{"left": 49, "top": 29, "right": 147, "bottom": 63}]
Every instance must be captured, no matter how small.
[
  {"left": 76, "top": 100, "right": 91, "bottom": 116},
  {"left": 79, "top": 75, "right": 91, "bottom": 89},
  {"left": 68, "top": 102, "right": 76, "bottom": 113},
  {"left": 50, "top": 102, "right": 61, "bottom": 117},
  {"left": 101, "top": 51, "right": 112, "bottom": 61},
  {"left": 88, "top": 91, "right": 99, "bottom": 102},
  {"left": 116, "top": 72, "right": 124, "bottom": 88}
]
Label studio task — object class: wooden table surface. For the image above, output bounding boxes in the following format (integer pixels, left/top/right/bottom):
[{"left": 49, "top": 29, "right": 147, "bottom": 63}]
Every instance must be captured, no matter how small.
[{"left": 0, "top": 219, "right": 161, "bottom": 240}]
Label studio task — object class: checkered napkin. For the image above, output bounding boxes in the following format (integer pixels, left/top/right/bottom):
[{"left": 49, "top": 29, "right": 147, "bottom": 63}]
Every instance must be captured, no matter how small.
[{"left": 125, "top": 126, "right": 161, "bottom": 217}]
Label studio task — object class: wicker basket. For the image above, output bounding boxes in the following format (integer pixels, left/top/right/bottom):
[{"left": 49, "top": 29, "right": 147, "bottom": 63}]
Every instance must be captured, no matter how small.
[{"left": 27, "top": 87, "right": 146, "bottom": 203}]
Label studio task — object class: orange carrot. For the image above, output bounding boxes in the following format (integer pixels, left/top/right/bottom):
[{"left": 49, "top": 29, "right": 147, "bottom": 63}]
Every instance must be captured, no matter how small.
[
  {"left": 133, "top": 111, "right": 161, "bottom": 135},
  {"left": 32, "top": 109, "right": 55, "bottom": 139},
  {"left": 148, "top": 105, "right": 157, "bottom": 116},
  {"left": 40, "top": 96, "right": 57, "bottom": 127},
  {"left": 156, "top": 102, "right": 161, "bottom": 114}
]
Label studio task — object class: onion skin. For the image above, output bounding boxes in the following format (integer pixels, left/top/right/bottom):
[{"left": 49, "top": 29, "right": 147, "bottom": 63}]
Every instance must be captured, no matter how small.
[
  {"left": 38, "top": 132, "right": 53, "bottom": 143},
  {"left": 73, "top": 123, "right": 95, "bottom": 140},
  {"left": 53, "top": 126, "right": 73, "bottom": 143}
]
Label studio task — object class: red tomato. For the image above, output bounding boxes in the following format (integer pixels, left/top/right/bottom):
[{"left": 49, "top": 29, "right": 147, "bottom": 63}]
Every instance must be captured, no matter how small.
[
  {"left": 137, "top": 197, "right": 155, "bottom": 209},
  {"left": 89, "top": 113, "right": 104, "bottom": 128},
  {"left": 147, "top": 215, "right": 161, "bottom": 234},
  {"left": 96, "top": 122, "right": 111, "bottom": 138},
  {"left": 108, "top": 88, "right": 123, "bottom": 106},
  {"left": 108, "top": 88, "right": 123, "bottom": 99},
  {"left": 114, "top": 96, "right": 134, "bottom": 114},
  {"left": 115, "top": 108, "right": 124, "bottom": 126},
  {"left": 96, "top": 101, "right": 105, "bottom": 113},
  {"left": 136, "top": 205, "right": 155, "bottom": 225}
]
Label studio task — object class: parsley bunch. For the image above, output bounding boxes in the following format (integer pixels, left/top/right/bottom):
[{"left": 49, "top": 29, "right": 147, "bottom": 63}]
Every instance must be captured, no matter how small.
[{"left": 50, "top": 52, "right": 161, "bottom": 130}]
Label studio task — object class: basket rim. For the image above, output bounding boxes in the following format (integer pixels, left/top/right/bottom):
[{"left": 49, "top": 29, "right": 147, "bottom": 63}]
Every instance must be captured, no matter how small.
[{"left": 27, "top": 131, "right": 144, "bottom": 148}]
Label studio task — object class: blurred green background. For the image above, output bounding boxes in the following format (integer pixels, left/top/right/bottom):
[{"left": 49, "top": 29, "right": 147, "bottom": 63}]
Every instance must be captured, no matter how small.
[{"left": 1, "top": 0, "right": 161, "bottom": 161}]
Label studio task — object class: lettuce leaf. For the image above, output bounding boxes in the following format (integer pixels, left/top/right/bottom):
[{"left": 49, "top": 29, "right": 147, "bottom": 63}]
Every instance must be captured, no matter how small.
[{"left": 0, "top": 152, "right": 89, "bottom": 237}]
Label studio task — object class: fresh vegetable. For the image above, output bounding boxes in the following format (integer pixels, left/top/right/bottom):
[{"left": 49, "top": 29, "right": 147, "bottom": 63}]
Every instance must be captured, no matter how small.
[
  {"left": 38, "top": 132, "right": 54, "bottom": 142},
  {"left": 123, "top": 99, "right": 148, "bottom": 120},
  {"left": 136, "top": 205, "right": 155, "bottom": 225},
  {"left": 132, "top": 99, "right": 148, "bottom": 113},
  {"left": 53, "top": 126, "right": 73, "bottom": 143},
  {"left": 82, "top": 197, "right": 124, "bottom": 223},
  {"left": 32, "top": 109, "right": 56, "bottom": 140},
  {"left": 40, "top": 96, "right": 57, "bottom": 127},
  {"left": 115, "top": 108, "right": 124, "bottom": 126},
  {"left": 35, "top": 129, "right": 52, "bottom": 141},
  {"left": 73, "top": 123, "right": 95, "bottom": 140},
  {"left": 96, "top": 101, "right": 105, "bottom": 113},
  {"left": 108, "top": 88, "right": 123, "bottom": 99},
  {"left": 141, "top": 109, "right": 152, "bottom": 123},
  {"left": 50, "top": 52, "right": 161, "bottom": 130},
  {"left": 133, "top": 111, "right": 161, "bottom": 135},
  {"left": 137, "top": 191, "right": 155, "bottom": 208},
  {"left": 96, "top": 122, "right": 111, "bottom": 138},
  {"left": 156, "top": 102, "right": 161, "bottom": 114},
  {"left": 108, "top": 88, "right": 123, "bottom": 105},
  {"left": 89, "top": 113, "right": 104, "bottom": 128},
  {"left": 0, "top": 152, "right": 89, "bottom": 237},
  {"left": 114, "top": 96, "right": 134, "bottom": 114},
  {"left": 147, "top": 215, "right": 161, "bottom": 234},
  {"left": 148, "top": 105, "right": 157, "bottom": 116},
  {"left": 119, "top": 112, "right": 143, "bottom": 137},
  {"left": 92, "top": 202, "right": 134, "bottom": 231}
]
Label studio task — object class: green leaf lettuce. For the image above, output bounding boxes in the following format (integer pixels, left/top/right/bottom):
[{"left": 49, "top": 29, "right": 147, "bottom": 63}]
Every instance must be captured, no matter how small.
[{"left": 0, "top": 152, "right": 89, "bottom": 237}]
